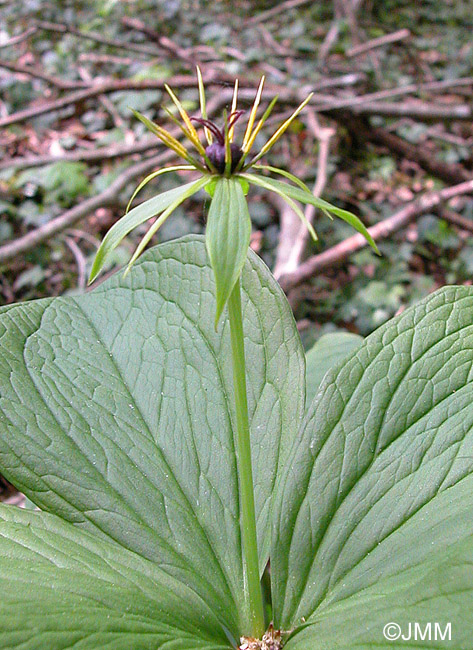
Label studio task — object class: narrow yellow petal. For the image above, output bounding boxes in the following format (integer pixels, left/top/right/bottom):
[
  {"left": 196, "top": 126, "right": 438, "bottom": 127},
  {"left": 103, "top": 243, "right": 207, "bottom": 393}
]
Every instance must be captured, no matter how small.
[
  {"left": 253, "top": 93, "right": 313, "bottom": 163},
  {"left": 196, "top": 65, "right": 212, "bottom": 144},
  {"left": 242, "top": 76, "right": 265, "bottom": 150},
  {"left": 164, "top": 84, "right": 204, "bottom": 153},
  {"left": 229, "top": 79, "right": 239, "bottom": 142}
]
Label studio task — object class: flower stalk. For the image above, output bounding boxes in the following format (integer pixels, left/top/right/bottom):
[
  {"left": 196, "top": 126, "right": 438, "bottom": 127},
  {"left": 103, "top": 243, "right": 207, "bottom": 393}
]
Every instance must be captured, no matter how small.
[{"left": 228, "top": 279, "right": 265, "bottom": 638}]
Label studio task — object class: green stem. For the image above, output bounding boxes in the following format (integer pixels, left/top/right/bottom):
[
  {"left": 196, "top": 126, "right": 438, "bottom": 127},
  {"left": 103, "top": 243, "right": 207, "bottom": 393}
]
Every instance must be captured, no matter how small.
[{"left": 227, "top": 278, "right": 265, "bottom": 639}]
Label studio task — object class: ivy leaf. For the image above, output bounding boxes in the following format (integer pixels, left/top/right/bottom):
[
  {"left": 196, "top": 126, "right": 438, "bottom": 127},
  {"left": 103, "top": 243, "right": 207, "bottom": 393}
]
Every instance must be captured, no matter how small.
[
  {"left": 0, "top": 235, "right": 304, "bottom": 637},
  {"left": 0, "top": 504, "right": 230, "bottom": 650},
  {"left": 206, "top": 177, "right": 252, "bottom": 326},
  {"left": 272, "top": 286, "right": 473, "bottom": 637}
]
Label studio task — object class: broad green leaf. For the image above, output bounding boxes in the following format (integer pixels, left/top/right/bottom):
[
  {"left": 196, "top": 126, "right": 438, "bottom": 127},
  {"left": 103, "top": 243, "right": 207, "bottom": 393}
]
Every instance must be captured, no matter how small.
[
  {"left": 0, "top": 235, "right": 304, "bottom": 636},
  {"left": 305, "top": 332, "right": 363, "bottom": 405},
  {"left": 284, "top": 535, "right": 473, "bottom": 649},
  {"left": 89, "top": 180, "right": 204, "bottom": 283},
  {"left": 0, "top": 504, "right": 230, "bottom": 650},
  {"left": 272, "top": 286, "right": 473, "bottom": 631},
  {"left": 206, "top": 177, "right": 252, "bottom": 325},
  {"left": 243, "top": 173, "right": 379, "bottom": 253}
]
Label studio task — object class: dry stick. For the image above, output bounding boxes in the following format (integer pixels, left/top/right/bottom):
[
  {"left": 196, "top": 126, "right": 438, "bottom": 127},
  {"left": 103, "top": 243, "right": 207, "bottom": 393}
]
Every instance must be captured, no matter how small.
[
  {"left": 246, "top": 0, "right": 313, "bottom": 25},
  {"left": 77, "top": 66, "right": 124, "bottom": 128},
  {"left": 0, "top": 150, "right": 174, "bottom": 264},
  {"left": 351, "top": 118, "right": 470, "bottom": 185},
  {"left": 319, "top": 0, "right": 365, "bottom": 62},
  {"left": 120, "top": 17, "right": 193, "bottom": 65},
  {"left": 436, "top": 207, "right": 473, "bottom": 234},
  {"left": 35, "top": 20, "right": 163, "bottom": 57},
  {"left": 0, "top": 92, "right": 227, "bottom": 172},
  {"left": 328, "top": 101, "right": 473, "bottom": 121},
  {"left": 0, "top": 59, "right": 87, "bottom": 89},
  {"left": 0, "top": 138, "right": 160, "bottom": 171},
  {"left": 0, "top": 71, "right": 228, "bottom": 128},
  {"left": 314, "top": 76, "right": 473, "bottom": 113},
  {"left": 64, "top": 236, "right": 87, "bottom": 289},
  {"left": 279, "top": 180, "right": 473, "bottom": 292},
  {"left": 0, "top": 27, "right": 37, "bottom": 49},
  {"left": 2, "top": 68, "right": 471, "bottom": 129},
  {"left": 273, "top": 109, "right": 335, "bottom": 279},
  {"left": 346, "top": 28, "right": 411, "bottom": 57}
]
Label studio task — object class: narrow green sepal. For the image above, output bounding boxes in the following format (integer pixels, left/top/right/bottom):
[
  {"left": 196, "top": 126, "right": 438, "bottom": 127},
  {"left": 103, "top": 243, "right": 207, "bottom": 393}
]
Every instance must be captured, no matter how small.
[
  {"left": 205, "top": 178, "right": 251, "bottom": 328},
  {"left": 89, "top": 180, "right": 204, "bottom": 283},
  {"left": 246, "top": 173, "right": 380, "bottom": 255}
]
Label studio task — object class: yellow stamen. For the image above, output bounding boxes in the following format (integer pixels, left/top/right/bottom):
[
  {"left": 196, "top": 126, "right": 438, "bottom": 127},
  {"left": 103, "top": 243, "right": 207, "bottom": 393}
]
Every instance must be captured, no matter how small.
[
  {"left": 242, "top": 76, "right": 265, "bottom": 150},
  {"left": 196, "top": 65, "right": 212, "bottom": 144},
  {"left": 161, "top": 105, "right": 206, "bottom": 156},
  {"left": 132, "top": 110, "right": 191, "bottom": 160},
  {"left": 242, "top": 95, "right": 278, "bottom": 154},
  {"left": 252, "top": 93, "right": 313, "bottom": 163},
  {"left": 164, "top": 84, "right": 206, "bottom": 155},
  {"left": 229, "top": 79, "right": 239, "bottom": 142}
]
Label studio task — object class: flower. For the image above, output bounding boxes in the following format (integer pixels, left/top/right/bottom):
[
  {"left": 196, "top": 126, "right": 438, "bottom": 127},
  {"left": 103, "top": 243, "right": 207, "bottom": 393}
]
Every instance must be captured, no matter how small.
[{"left": 89, "top": 68, "right": 378, "bottom": 293}]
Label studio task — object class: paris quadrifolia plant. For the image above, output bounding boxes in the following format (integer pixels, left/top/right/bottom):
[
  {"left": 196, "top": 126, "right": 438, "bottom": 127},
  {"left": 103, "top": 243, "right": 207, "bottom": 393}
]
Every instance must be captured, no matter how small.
[{"left": 0, "top": 69, "right": 472, "bottom": 650}]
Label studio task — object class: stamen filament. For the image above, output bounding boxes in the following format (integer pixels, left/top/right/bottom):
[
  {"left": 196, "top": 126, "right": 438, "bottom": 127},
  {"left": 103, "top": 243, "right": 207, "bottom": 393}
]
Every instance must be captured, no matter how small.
[{"left": 242, "top": 76, "right": 265, "bottom": 150}]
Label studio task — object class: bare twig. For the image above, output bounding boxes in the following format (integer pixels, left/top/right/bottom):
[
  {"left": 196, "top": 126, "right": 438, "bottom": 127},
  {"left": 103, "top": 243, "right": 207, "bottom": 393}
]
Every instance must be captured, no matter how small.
[
  {"left": 346, "top": 28, "right": 411, "bottom": 57},
  {"left": 120, "top": 17, "right": 193, "bottom": 65},
  {"left": 328, "top": 101, "right": 473, "bottom": 121},
  {"left": 0, "top": 151, "right": 175, "bottom": 264},
  {"left": 0, "top": 139, "right": 160, "bottom": 171},
  {"left": 350, "top": 118, "right": 470, "bottom": 185},
  {"left": 315, "top": 77, "right": 473, "bottom": 113},
  {"left": 0, "top": 71, "right": 226, "bottom": 128},
  {"left": 77, "top": 66, "right": 124, "bottom": 128},
  {"left": 0, "top": 59, "right": 87, "bottom": 89},
  {"left": 279, "top": 180, "right": 473, "bottom": 292},
  {"left": 35, "top": 20, "right": 163, "bottom": 57},
  {"left": 64, "top": 236, "right": 87, "bottom": 289},
  {"left": 319, "top": 0, "right": 365, "bottom": 62},
  {"left": 436, "top": 207, "right": 473, "bottom": 234},
  {"left": 274, "top": 109, "right": 335, "bottom": 278},
  {"left": 246, "top": 0, "right": 313, "bottom": 25},
  {"left": 0, "top": 27, "right": 37, "bottom": 49}
]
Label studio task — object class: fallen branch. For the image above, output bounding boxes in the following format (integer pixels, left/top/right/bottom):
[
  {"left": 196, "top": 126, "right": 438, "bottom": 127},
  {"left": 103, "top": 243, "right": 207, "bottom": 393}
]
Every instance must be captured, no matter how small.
[
  {"left": 0, "top": 59, "right": 87, "bottom": 89},
  {"left": 350, "top": 117, "right": 470, "bottom": 185},
  {"left": 120, "top": 17, "right": 193, "bottom": 65},
  {"left": 279, "top": 180, "right": 473, "bottom": 292},
  {"left": 274, "top": 109, "right": 335, "bottom": 278},
  {"left": 0, "top": 92, "right": 226, "bottom": 172},
  {"left": 319, "top": 0, "right": 364, "bottom": 62},
  {"left": 35, "top": 20, "right": 163, "bottom": 57},
  {"left": 346, "top": 28, "right": 411, "bottom": 57},
  {"left": 0, "top": 139, "right": 160, "bottom": 171},
  {"left": 326, "top": 100, "right": 473, "bottom": 121},
  {"left": 436, "top": 207, "right": 473, "bottom": 234},
  {"left": 0, "top": 150, "right": 175, "bottom": 264},
  {"left": 246, "top": 0, "right": 313, "bottom": 25},
  {"left": 0, "top": 71, "right": 229, "bottom": 128},
  {"left": 0, "top": 27, "right": 37, "bottom": 49},
  {"left": 77, "top": 66, "right": 124, "bottom": 128}
]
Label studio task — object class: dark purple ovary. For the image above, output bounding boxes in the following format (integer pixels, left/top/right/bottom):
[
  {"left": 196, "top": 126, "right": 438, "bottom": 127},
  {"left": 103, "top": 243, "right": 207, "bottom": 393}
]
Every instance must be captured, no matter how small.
[{"left": 206, "top": 142, "right": 243, "bottom": 174}]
